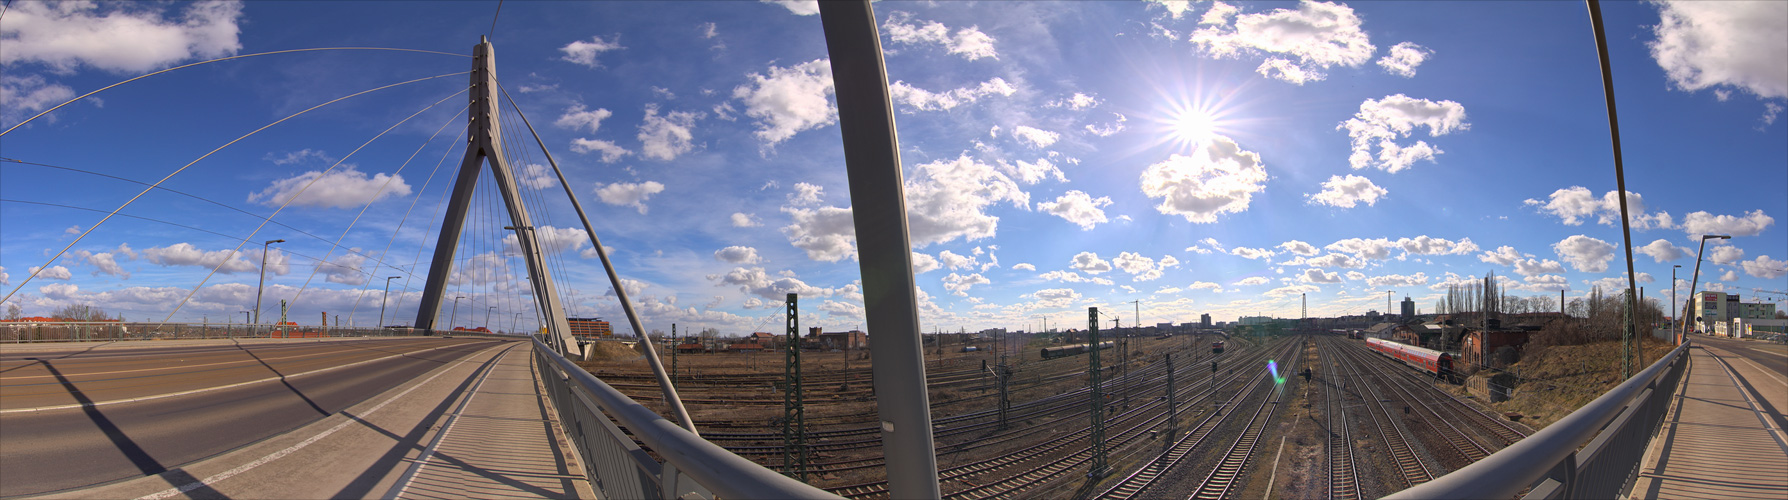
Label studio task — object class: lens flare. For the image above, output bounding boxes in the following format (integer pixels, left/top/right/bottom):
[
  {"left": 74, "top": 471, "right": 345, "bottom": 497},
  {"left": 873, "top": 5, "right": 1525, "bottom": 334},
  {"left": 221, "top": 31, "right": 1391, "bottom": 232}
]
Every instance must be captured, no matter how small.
[{"left": 1268, "top": 359, "right": 1285, "bottom": 385}]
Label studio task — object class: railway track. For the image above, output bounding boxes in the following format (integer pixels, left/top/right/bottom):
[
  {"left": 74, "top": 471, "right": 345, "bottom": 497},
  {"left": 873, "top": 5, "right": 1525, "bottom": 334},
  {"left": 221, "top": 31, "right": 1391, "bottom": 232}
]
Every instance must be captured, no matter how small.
[
  {"left": 1184, "top": 347, "right": 1301, "bottom": 500},
  {"left": 1346, "top": 343, "right": 1494, "bottom": 465},
  {"left": 1094, "top": 351, "right": 1283, "bottom": 499},
  {"left": 1323, "top": 343, "right": 1359, "bottom": 500},
  {"left": 1326, "top": 338, "right": 1433, "bottom": 489}
]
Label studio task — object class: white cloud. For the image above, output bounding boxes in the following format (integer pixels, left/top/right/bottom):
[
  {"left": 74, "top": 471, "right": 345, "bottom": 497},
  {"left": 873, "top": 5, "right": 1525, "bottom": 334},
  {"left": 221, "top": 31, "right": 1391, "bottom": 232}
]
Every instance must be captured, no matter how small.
[
  {"left": 734, "top": 59, "right": 836, "bottom": 145},
  {"left": 1300, "top": 269, "right": 1342, "bottom": 283},
  {"left": 1086, "top": 113, "right": 1128, "bottom": 137},
  {"left": 1479, "top": 246, "right": 1522, "bottom": 266},
  {"left": 1637, "top": 239, "right": 1690, "bottom": 262},
  {"left": 1050, "top": 92, "right": 1102, "bottom": 110},
  {"left": 1309, "top": 174, "right": 1387, "bottom": 208},
  {"left": 714, "top": 246, "right": 763, "bottom": 265},
  {"left": 707, "top": 266, "right": 835, "bottom": 301},
  {"left": 1114, "top": 252, "right": 1164, "bottom": 282},
  {"left": 1679, "top": 209, "right": 1775, "bottom": 237},
  {"left": 1234, "top": 276, "right": 1270, "bottom": 286},
  {"left": 637, "top": 104, "right": 698, "bottom": 161},
  {"left": 1029, "top": 287, "right": 1082, "bottom": 309},
  {"left": 1146, "top": 0, "right": 1195, "bottom": 19},
  {"left": 1188, "top": 1, "right": 1375, "bottom": 84},
  {"left": 1708, "top": 244, "right": 1745, "bottom": 265},
  {"left": 1516, "top": 274, "right": 1570, "bottom": 292},
  {"left": 559, "top": 35, "right": 624, "bottom": 67},
  {"left": 0, "top": 266, "right": 8, "bottom": 286},
  {"left": 1071, "top": 252, "right": 1113, "bottom": 274},
  {"left": 1647, "top": 1, "right": 1787, "bottom": 101},
  {"left": 594, "top": 180, "right": 665, "bottom": 214},
  {"left": 731, "top": 212, "right": 762, "bottom": 227},
  {"left": 0, "top": 1, "right": 243, "bottom": 73},
  {"left": 1720, "top": 270, "right": 1739, "bottom": 282},
  {"left": 1037, "top": 190, "right": 1113, "bottom": 230},
  {"left": 819, "top": 300, "right": 865, "bottom": 319},
  {"left": 502, "top": 225, "right": 590, "bottom": 256},
  {"left": 1514, "top": 258, "right": 1567, "bottom": 277},
  {"left": 1325, "top": 238, "right": 1395, "bottom": 260},
  {"left": 1191, "top": 281, "right": 1222, "bottom": 291},
  {"left": 27, "top": 265, "right": 72, "bottom": 280},
  {"left": 942, "top": 273, "right": 991, "bottom": 297},
  {"left": 1399, "top": 236, "right": 1478, "bottom": 255},
  {"left": 781, "top": 205, "right": 856, "bottom": 262},
  {"left": 1004, "top": 158, "right": 1067, "bottom": 185},
  {"left": 569, "top": 138, "right": 631, "bottom": 163},
  {"left": 1201, "top": 1, "right": 1240, "bottom": 25},
  {"left": 1741, "top": 255, "right": 1788, "bottom": 279},
  {"left": 1377, "top": 42, "right": 1433, "bottom": 78},
  {"left": 2, "top": 75, "right": 75, "bottom": 125},
  {"left": 938, "top": 250, "right": 978, "bottom": 270},
  {"left": 1303, "top": 253, "right": 1365, "bottom": 269},
  {"left": 1523, "top": 186, "right": 1671, "bottom": 229},
  {"left": 1139, "top": 134, "right": 1267, "bottom": 223},
  {"left": 888, "top": 77, "right": 1016, "bottom": 112},
  {"left": 904, "top": 154, "right": 1028, "bottom": 247},
  {"left": 788, "top": 182, "right": 825, "bottom": 206},
  {"left": 247, "top": 167, "right": 412, "bottom": 209},
  {"left": 881, "top": 11, "right": 999, "bottom": 61},
  {"left": 1265, "top": 284, "right": 1320, "bottom": 298},
  {"left": 912, "top": 252, "right": 941, "bottom": 274},
  {"left": 1279, "top": 240, "right": 1319, "bottom": 257},
  {"left": 1012, "top": 126, "right": 1060, "bottom": 149},
  {"left": 520, "top": 164, "right": 557, "bottom": 190},
  {"left": 1367, "top": 272, "right": 1429, "bottom": 288},
  {"left": 554, "top": 104, "right": 612, "bottom": 133},
  {"left": 1339, "top": 94, "right": 1468, "bottom": 173},
  {"left": 143, "top": 243, "right": 257, "bottom": 273},
  {"left": 1012, "top": 263, "right": 1036, "bottom": 271},
  {"left": 1553, "top": 235, "right": 1616, "bottom": 273},
  {"left": 1345, "top": 271, "right": 1366, "bottom": 281},
  {"left": 317, "top": 252, "right": 368, "bottom": 286},
  {"left": 1230, "top": 247, "right": 1275, "bottom": 260},
  {"left": 761, "top": 0, "right": 819, "bottom": 16}
]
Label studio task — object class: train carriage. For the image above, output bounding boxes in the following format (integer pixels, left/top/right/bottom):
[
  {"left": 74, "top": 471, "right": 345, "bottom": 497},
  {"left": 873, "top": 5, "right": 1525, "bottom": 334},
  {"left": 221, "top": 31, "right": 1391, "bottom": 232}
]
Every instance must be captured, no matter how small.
[
  {"left": 1366, "top": 338, "right": 1456, "bottom": 382},
  {"left": 1040, "top": 341, "right": 1113, "bottom": 359}
]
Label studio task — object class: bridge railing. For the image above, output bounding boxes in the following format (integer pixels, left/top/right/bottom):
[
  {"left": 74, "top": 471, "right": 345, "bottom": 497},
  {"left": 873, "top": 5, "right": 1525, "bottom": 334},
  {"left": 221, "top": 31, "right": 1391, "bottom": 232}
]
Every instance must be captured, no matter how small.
[
  {"left": 0, "top": 322, "right": 455, "bottom": 343},
  {"left": 1387, "top": 340, "right": 1691, "bottom": 500},
  {"left": 529, "top": 337, "right": 839, "bottom": 500}
]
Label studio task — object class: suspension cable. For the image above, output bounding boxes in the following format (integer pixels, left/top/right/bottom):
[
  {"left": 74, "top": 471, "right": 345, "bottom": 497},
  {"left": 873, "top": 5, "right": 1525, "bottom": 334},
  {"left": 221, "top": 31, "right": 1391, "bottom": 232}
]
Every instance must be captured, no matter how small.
[{"left": 343, "top": 106, "right": 470, "bottom": 326}]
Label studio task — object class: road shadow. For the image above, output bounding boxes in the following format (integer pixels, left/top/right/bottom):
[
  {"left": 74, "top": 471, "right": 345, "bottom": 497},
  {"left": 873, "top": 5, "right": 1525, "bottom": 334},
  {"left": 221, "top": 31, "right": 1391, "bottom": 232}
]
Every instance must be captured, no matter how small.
[
  {"left": 235, "top": 344, "right": 329, "bottom": 417},
  {"left": 38, "top": 359, "right": 231, "bottom": 498}
]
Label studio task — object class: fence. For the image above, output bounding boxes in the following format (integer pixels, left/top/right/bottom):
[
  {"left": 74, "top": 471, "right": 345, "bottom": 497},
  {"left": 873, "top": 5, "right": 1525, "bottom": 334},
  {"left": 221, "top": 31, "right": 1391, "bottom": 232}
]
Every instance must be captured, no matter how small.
[
  {"left": 0, "top": 321, "right": 438, "bottom": 343},
  {"left": 1387, "top": 340, "right": 1691, "bottom": 499},
  {"left": 529, "top": 337, "right": 838, "bottom": 500}
]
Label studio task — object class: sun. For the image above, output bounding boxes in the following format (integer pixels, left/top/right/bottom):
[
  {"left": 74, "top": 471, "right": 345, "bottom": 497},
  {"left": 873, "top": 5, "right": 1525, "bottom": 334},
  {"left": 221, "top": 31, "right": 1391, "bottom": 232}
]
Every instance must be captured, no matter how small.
[{"left": 1172, "top": 109, "right": 1220, "bottom": 145}]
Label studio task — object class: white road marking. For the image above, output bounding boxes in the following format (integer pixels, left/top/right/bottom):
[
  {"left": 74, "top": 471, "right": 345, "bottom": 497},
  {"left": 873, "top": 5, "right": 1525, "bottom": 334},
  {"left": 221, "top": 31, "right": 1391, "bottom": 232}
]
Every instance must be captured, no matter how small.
[
  {"left": 2, "top": 345, "right": 376, "bottom": 381},
  {"left": 135, "top": 343, "right": 509, "bottom": 500},
  {"left": 381, "top": 346, "right": 514, "bottom": 499},
  {"left": 1, "top": 342, "right": 473, "bottom": 414}
]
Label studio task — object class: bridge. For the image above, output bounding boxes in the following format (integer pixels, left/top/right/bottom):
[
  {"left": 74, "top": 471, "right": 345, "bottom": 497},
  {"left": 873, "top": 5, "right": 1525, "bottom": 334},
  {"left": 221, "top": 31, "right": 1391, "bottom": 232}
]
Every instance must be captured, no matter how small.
[{"left": 3, "top": 2, "right": 1783, "bottom": 499}]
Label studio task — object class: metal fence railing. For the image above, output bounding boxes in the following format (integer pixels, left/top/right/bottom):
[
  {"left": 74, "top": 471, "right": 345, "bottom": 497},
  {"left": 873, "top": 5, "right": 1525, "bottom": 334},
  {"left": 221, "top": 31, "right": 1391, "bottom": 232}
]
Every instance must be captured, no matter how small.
[
  {"left": 0, "top": 321, "right": 449, "bottom": 343},
  {"left": 1387, "top": 340, "right": 1691, "bottom": 500},
  {"left": 529, "top": 337, "right": 839, "bottom": 500}
]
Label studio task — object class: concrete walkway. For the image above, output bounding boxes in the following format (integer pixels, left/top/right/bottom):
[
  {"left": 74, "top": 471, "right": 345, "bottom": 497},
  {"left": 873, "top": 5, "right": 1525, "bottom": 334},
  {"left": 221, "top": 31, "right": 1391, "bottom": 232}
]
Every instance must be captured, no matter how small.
[
  {"left": 52, "top": 340, "right": 594, "bottom": 499},
  {"left": 1629, "top": 342, "right": 1788, "bottom": 500}
]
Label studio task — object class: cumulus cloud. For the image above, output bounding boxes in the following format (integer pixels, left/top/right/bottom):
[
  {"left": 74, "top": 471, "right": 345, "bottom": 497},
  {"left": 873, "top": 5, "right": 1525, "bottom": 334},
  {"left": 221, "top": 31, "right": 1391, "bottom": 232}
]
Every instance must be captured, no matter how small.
[
  {"left": 881, "top": 11, "right": 998, "bottom": 61},
  {"left": 1309, "top": 174, "right": 1387, "bottom": 208},
  {"left": 888, "top": 77, "right": 1017, "bottom": 111},
  {"left": 781, "top": 205, "right": 856, "bottom": 262},
  {"left": 1146, "top": 0, "right": 1195, "bottom": 19},
  {"left": 904, "top": 154, "right": 1028, "bottom": 247},
  {"left": 317, "top": 252, "right": 368, "bottom": 286},
  {"left": 788, "top": 182, "right": 825, "bottom": 206},
  {"left": 1071, "top": 252, "right": 1114, "bottom": 275},
  {"left": 1479, "top": 246, "right": 1522, "bottom": 266},
  {"left": 501, "top": 225, "right": 591, "bottom": 256},
  {"left": 761, "top": 0, "right": 818, "bottom": 16},
  {"left": 520, "top": 164, "right": 557, "bottom": 190},
  {"left": 1524, "top": 186, "right": 1672, "bottom": 229},
  {"left": 1234, "top": 276, "right": 1270, "bottom": 286},
  {"left": 1339, "top": 94, "right": 1468, "bottom": 173},
  {"left": 1279, "top": 240, "right": 1319, "bottom": 257},
  {"left": 637, "top": 104, "right": 699, "bottom": 161},
  {"left": 1028, "top": 287, "right": 1083, "bottom": 309},
  {"left": 1011, "top": 126, "right": 1060, "bottom": 149},
  {"left": 1325, "top": 238, "right": 1396, "bottom": 260},
  {"left": 1191, "top": 281, "right": 1223, "bottom": 292},
  {"left": 247, "top": 167, "right": 412, "bottom": 209},
  {"left": 569, "top": 138, "right": 631, "bottom": 162},
  {"left": 1188, "top": 1, "right": 1375, "bottom": 84},
  {"left": 731, "top": 212, "right": 762, "bottom": 227},
  {"left": 559, "top": 35, "right": 623, "bottom": 67},
  {"left": 1708, "top": 244, "right": 1746, "bottom": 265},
  {"left": 1679, "top": 209, "right": 1774, "bottom": 237},
  {"left": 714, "top": 246, "right": 763, "bottom": 265},
  {"left": 1553, "top": 235, "right": 1616, "bottom": 273},
  {"left": 912, "top": 252, "right": 940, "bottom": 274},
  {"left": 734, "top": 59, "right": 836, "bottom": 145},
  {"left": 1514, "top": 258, "right": 1567, "bottom": 277},
  {"left": 1637, "top": 239, "right": 1689, "bottom": 263},
  {"left": 942, "top": 272, "right": 991, "bottom": 297},
  {"left": 938, "top": 250, "right": 978, "bottom": 270},
  {"left": 594, "top": 180, "right": 665, "bottom": 214},
  {"left": 1012, "top": 263, "right": 1036, "bottom": 271},
  {"left": 1050, "top": 92, "right": 1102, "bottom": 110},
  {"left": 1265, "top": 284, "right": 1320, "bottom": 298},
  {"left": 1003, "top": 158, "right": 1067, "bottom": 185},
  {"left": 1086, "top": 113, "right": 1128, "bottom": 137},
  {"left": 1399, "top": 235, "right": 1478, "bottom": 255},
  {"left": 1377, "top": 42, "right": 1433, "bottom": 77},
  {"left": 1139, "top": 134, "right": 1267, "bottom": 223},
  {"left": 143, "top": 243, "right": 257, "bottom": 273},
  {"left": 1299, "top": 268, "right": 1342, "bottom": 283},
  {"left": 2, "top": 75, "right": 75, "bottom": 125},
  {"left": 1303, "top": 253, "right": 1365, "bottom": 269},
  {"left": 1367, "top": 272, "right": 1429, "bottom": 287},
  {"left": 1037, "top": 190, "right": 1113, "bottom": 230},
  {"left": 554, "top": 103, "right": 612, "bottom": 133},
  {"left": 1741, "top": 255, "right": 1787, "bottom": 279},
  {"left": 1647, "top": 1, "right": 1787, "bottom": 102},
  {"left": 1230, "top": 247, "right": 1275, "bottom": 260},
  {"left": 0, "top": 1, "right": 243, "bottom": 73},
  {"left": 707, "top": 266, "right": 835, "bottom": 300},
  {"left": 27, "top": 265, "right": 72, "bottom": 280},
  {"left": 1114, "top": 252, "right": 1172, "bottom": 282}
]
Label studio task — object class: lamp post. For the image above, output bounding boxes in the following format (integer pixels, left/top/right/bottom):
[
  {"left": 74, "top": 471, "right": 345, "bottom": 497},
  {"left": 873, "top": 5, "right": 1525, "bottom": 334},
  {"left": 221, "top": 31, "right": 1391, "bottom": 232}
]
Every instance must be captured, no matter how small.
[
  {"left": 378, "top": 276, "right": 401, "bottom": 329},
  {"left": 448, "top": 296, "right": 466, "bottom": 332},
  {"left": 253, "top": 239, "right": 285, "bottom": 324},
  {"left": 1671, "top": 264, "right": 1681, "bottom": 334},
  {"left": 486, "top": 306, "right": 496, "bottom": 330},
  {"left": 513, "top": 312, "right": 523, "bottom": 335},
  {"left": 1386, "top": 290, "right": 1395, "bottom": 316},
  {"left": 1033, "top": 314, "right": 1048, "bottom": 334},
  {"left": 1679, "top": 234, "right": 1730, "bottom": 344}
]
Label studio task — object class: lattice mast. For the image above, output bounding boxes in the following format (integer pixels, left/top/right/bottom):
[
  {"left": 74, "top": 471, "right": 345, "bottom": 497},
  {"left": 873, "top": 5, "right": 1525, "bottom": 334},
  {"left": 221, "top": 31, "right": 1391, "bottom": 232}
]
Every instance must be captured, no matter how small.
[
  {"left": 413, "top": 38, "right": 577, "bottom": 354},
  {"left": 783, "top": 294, "right": 808, "bottom": 481},
  {"left": 1088, "top": 307, "right": 1109, "bottom": 478}
]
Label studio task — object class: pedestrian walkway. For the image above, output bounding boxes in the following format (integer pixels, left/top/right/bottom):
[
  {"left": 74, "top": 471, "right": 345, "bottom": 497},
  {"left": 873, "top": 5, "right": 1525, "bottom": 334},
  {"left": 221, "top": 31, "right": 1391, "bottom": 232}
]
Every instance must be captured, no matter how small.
[{"left": 1629, "top": 343, "right": 1788, "bottom": 500}]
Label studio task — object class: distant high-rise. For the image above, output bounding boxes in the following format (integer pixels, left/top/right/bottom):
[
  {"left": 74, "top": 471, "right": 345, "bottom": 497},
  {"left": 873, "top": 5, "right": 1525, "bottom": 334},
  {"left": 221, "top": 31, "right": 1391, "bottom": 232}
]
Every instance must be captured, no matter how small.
[
  {"left": 1200, "top": 313, "right": 1212, "bottom": 328},
  {"left": 1401, "top": 296, "right": 1416, "bottom": 319}
]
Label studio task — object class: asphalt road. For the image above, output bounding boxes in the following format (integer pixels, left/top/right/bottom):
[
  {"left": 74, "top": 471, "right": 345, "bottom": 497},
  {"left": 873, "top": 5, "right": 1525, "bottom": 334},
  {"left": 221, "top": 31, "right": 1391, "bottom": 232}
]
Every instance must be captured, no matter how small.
[
  {"left": 0, "top": 338, "right": 505, "bottom": 497},
  {"left": 1693, "top": 334, "right": 1788, "bottom": 380}
]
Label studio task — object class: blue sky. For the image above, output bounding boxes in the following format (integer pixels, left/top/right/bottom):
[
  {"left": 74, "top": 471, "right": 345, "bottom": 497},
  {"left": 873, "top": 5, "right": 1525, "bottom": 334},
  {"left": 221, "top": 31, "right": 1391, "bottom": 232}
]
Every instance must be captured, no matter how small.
[{"left": 1, "top": 0, "right": 1783, "bottom": 335}]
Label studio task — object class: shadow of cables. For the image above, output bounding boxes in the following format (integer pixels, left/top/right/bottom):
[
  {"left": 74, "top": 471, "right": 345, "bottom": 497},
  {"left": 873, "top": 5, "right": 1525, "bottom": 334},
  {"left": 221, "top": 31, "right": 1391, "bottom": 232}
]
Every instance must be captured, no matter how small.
[{"left": 39, "top": 359, "right": 231, "bottom": 498}]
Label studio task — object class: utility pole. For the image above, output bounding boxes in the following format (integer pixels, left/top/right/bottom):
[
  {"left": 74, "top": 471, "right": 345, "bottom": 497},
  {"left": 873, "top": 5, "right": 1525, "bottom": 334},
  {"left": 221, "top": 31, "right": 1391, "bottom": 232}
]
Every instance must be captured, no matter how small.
[
  {"left": 1165, "top": 352, "right": 1177, "bottom": 442},
  {"left": 670, "top": 323, "right": 677, "bottom": 387},
  {"left": 782, "top": 294, "right": 807, "bottom": 481},
  {"left": 1087, "top": 307, "right": 1109, "bottom": 479},
  {"left": 254, "top": 239, "right": 285, "bottom": 325},
  {"left": 379, "top": 275, "right": 400, "bottom": 328}
]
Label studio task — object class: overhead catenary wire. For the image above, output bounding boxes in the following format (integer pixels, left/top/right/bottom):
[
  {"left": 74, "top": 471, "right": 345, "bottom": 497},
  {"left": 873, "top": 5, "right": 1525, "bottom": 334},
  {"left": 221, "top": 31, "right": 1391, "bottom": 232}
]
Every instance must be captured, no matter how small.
[{"left": 1, "top": 71, "right": 468, "bottom": 310}]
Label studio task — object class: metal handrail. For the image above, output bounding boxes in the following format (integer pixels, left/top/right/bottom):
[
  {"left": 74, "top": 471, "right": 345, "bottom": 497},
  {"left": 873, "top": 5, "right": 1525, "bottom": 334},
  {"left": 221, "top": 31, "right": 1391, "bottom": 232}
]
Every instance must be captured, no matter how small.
[
  {"left": 531, "top": 338, "right": 838, "bottom": 500},
  {"left": 1386, "top": 340, "right": 1691, "bottom": 499}
]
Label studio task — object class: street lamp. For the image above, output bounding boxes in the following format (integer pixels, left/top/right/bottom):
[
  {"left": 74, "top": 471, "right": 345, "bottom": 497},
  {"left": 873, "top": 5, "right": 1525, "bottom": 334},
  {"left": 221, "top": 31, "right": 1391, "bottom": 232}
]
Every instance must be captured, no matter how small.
[
  {"left": 513, "top": 312, "right": 523, "bottom": 335},
  {"left": 240, "top": 310, "right": 250, "bottom": 324},
  {"left": 1679, "top": 234, "right": 1731, "bottom": 344},
  {"left": 378, "top": 276, "right": 401, "bottom": 328},
  {"left": 253, "top": 239, "right": 285, "bottom": 324},
  {"left": 448, "top": 296, "right": 466, "bottom": 332},
  {"left": 486, "top": 306, "right": 496, "bottom": 330},
  {"left": 1671, "top": 264, "right": 1681, "bottom": 332}
]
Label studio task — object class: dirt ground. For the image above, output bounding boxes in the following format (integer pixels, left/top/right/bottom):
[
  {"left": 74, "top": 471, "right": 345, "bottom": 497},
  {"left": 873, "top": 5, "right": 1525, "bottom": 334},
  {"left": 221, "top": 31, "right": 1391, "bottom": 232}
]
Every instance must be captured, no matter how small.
[{"left": 1446, "top": 338, "right": 1676, "bottom": 431}]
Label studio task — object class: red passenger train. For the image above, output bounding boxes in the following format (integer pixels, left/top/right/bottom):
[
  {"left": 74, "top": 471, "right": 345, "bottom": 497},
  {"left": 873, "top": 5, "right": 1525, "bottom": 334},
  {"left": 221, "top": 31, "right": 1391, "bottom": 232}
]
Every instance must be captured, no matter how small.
[{"left": 1366, "top": 338, "right": 1457, "bottom": 382}]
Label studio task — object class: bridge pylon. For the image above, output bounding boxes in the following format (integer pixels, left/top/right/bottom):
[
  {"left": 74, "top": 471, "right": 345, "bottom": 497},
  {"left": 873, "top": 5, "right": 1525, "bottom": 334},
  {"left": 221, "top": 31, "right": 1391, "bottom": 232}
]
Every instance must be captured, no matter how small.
[{"left": 414, "top": 37, "right": 579, "bottom": 356}]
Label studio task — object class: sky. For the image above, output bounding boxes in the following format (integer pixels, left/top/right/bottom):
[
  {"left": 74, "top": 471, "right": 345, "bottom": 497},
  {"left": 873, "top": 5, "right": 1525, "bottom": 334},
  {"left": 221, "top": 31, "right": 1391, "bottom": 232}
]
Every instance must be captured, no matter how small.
[{"left": 1, "top": 0, "right": 1784, "bottom": 336}]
